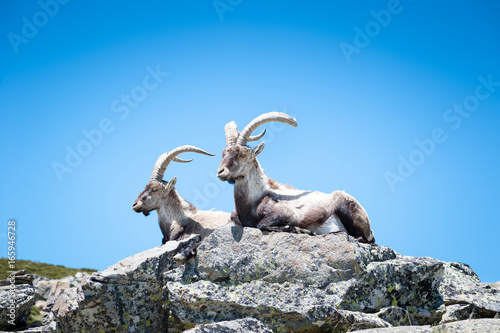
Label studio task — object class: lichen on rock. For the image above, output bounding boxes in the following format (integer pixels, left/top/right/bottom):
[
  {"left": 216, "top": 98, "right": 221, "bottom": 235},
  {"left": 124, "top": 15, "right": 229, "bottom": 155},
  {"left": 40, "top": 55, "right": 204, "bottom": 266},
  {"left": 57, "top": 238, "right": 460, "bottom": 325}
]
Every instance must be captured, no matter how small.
[
  {"left": 165, "top": 225, "right": 500, "bottom": 332},
  {"left": 35, "top": 225, "right": 500, "bottom": 333}
]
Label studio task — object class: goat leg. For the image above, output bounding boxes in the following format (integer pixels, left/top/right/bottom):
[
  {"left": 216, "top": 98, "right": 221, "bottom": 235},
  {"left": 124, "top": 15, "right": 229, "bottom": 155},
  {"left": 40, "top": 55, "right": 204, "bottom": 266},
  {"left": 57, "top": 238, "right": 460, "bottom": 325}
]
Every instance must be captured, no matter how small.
[
  {"left": 256, "top": 214, "right": 287, "bottom": 230},
  {"left": 332, "top": 191, "right": 375, "bottom": 244},
  {"left": 173, "top": 242, "right": 200, "bottom": 263},
  {"left": 257, "top": 225, "right": 283, "bottom": 232},
  {"left": 257, "top": 223, "right": 316, "bottom": 235},
  {"left": 293, "top": 226, "right": 316, "bottom": 235}
]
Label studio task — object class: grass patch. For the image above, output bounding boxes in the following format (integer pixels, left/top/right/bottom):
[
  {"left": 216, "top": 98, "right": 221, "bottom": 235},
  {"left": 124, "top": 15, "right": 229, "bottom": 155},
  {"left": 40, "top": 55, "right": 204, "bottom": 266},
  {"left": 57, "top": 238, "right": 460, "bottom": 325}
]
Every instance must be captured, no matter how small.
[
  {"left": 0, "top": 258, "right": 96, "bottom": 280},
  {"left": 28, "top": 305, "right": 43, "bottom": 324}
]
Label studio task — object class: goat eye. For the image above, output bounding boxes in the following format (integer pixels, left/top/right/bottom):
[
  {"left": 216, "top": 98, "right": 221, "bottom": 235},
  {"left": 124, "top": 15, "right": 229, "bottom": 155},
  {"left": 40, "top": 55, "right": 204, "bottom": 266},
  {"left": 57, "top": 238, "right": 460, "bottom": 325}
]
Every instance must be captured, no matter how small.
[
  {"left": 151, "top": 187, "right": 158, "bottom": 193},
  {"left": 239, "top": 153, "right": 246, "bottom": 159}
]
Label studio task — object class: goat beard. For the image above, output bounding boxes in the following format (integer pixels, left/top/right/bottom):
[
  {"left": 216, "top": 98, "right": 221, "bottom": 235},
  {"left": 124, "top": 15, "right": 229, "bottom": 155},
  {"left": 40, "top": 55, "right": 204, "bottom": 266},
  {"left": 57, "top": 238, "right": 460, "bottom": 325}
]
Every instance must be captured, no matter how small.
[
  {"left": 226, "top": 175, "right": 244, "bottom": 185},
  {"left": 143, "top": 210, "right": 150, "bottom": 216}
]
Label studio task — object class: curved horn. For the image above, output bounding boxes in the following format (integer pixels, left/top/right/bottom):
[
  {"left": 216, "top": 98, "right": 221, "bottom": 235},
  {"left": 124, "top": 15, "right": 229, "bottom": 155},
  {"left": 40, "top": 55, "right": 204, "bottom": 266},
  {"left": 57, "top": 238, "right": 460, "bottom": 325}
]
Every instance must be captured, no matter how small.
[
  {"left": 225, "top": 121, "right": 267, "bottom": 147},
  {"left": 224, "top": 121, "right": 239, "bottom": 147},
  {"left": 174, "top": 157, "right": 192, "bottom": 163},
  {"left": 247, "top": 128, "right": 266, "bottom": 142},
  {"left": 236, "top": 112, "right": 297, "bottom": 146},
  {"left": 150, "top": 145, "right": 215, "bottom": 182}
]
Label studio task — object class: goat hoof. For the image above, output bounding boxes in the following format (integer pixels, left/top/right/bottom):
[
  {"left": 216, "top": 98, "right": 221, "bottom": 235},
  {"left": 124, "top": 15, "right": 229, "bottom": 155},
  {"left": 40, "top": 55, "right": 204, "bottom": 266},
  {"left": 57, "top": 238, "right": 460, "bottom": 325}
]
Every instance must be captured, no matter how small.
[{"left": 173, "top": 253, "right": 187, "bottom": 263}]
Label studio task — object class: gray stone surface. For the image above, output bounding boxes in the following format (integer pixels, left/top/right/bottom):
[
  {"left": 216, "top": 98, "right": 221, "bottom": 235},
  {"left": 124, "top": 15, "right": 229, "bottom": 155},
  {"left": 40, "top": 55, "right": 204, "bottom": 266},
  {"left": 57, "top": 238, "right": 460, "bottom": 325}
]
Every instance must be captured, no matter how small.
[
  {"left": 33, "top": 272, "right": 89, "bottom": 303},
  {"left": 45, "top": 234, "right": 200, "bottom": 333},
  {"left": 166, "top": 225, "right": 500, "bottom": 332},
  {"left": 184, "top": 318, "right": 274, "bottom": 333},
  {"left": 0, "top": 284, "right": 35, "bottom": 330},
  {"left": 358, "top": 318, "right": 500, "bottom": 332},
  {"left": 39, "top": 225, "right": 500, "bottom": 332},
  {"left": 0, "top": 271, "right": 36, "bottom": 331}
]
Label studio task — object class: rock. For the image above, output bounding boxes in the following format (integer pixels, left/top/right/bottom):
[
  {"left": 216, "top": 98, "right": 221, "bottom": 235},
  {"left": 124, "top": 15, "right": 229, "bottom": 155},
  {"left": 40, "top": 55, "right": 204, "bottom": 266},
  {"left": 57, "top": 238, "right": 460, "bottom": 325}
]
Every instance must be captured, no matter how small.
[
  {"left": 39, "top": 224, "right": 500, "bottom": 332},
  {"left": 0, "top": 270, "right": 34, "bottom": 286},
  {"left": 376, "top": 306, "right": 418, "bottom": 326},
  {"left": 0, "top": 321, "right": 50, "bottom": 333},
  {"left": 440, "top": 304, "right": 480, "bottom": 324},
  {"left": 32, "top": 271, "right": 90, "bottom": 322},
  {"left": 165, "top": 225, "right": 500, "bottom": 332},
  {"left": 357, "top": 318, "right": 500, "bottom": 332},
  {"left": 183, "top": 318, "right": 274, "bottom": 332},
  {"left": 33, "top": 272, "right": 89, "bottom": 304},
  {"left": 435, "top": 319, "right": 500, "bottom": 332},
  {"left": 357, "top": 326, "right": 432, "bottom": 333},
  {"left": 45, "top": 234, "right": 201, "bottom": 333},
  {"left": 0, "top": 272, "right": 36, "bottom": 330}
]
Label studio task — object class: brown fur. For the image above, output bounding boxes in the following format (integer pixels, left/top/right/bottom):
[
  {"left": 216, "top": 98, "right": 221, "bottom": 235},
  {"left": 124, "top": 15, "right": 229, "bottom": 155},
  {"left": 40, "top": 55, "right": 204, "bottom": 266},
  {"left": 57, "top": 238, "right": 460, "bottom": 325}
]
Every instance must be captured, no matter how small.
[
  {"left": 133, "top": 181, "right": 234, "bottom": 246},
  {"left": 218, "top": 146, "right": 375, "bottom": 244}
]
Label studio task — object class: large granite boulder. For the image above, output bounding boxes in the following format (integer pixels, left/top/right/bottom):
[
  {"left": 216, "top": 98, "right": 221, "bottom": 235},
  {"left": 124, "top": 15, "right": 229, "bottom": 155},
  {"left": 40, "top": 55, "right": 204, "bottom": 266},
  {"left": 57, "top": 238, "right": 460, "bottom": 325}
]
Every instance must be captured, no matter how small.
[
  {"left": 32, "top": 271, "right": 90, "bottom": 321},
  {"left": 45, "top": 235, "right": 201, "bottom": 333},
  {"left": 183, "top": 318, "right": 273, "bottom": 333},
  {"left": 40, "top": 225, "right": 499, "bottom": 332},
  {"left": 165, "top": 226, "right": 500, "bottom": 332},
  {"left": 33, "top": 272, "right": 90, "bottom": 304},
  {"left": 0, "top": 271, "right": 36, "bottom": 330},
  {"left": 358, "top": 318, "right": 500, "bottom": 332}
]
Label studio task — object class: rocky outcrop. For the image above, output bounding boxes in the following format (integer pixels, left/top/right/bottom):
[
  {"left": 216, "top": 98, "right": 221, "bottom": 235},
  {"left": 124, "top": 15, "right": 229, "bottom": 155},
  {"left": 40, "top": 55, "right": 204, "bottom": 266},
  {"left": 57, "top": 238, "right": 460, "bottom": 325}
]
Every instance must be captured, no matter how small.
[
  {"left": 33, "top": 272, "right": 90, "bottom": 304},
  {"left": 0, "top": 271, "right": 36, "bottom": 330},
  {"left": 357, "top": 318, "right": 500, "bottom": 332},
  {"left": 32, "top": 272, "right": 90, "bottom": 319},
  {"left": 490, "top": 281, "right": 500, "bottom": 289},
  {"left": 45, "top": 234, "right": 201, "bottom": 333},
  {"left": 165, "top": 226, "right": 500, "bottom": 332},
  {"left": 36, "top": 225, "right": 499, "bottom": 332},
  {"left": 183, "top": 318, "right": 273, "bottom": 333}
]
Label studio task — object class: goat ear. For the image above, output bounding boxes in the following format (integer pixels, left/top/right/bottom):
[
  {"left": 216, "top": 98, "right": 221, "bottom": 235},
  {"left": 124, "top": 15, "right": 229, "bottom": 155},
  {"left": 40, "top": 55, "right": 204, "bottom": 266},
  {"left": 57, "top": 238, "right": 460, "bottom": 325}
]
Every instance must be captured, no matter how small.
[
  {"left": 167, "top": 177, "right": 177, "bottom": 189},
  {"left": 253, "top": 142, "right": 265, "bottom": 157}
]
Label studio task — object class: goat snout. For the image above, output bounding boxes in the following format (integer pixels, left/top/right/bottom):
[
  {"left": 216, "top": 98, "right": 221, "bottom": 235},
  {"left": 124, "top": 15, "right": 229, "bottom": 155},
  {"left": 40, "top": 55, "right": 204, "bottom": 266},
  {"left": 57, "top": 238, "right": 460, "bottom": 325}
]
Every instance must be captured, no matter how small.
[
  {"left": 132, "top": 201, "right": 142, "bottom": 212},
  {"left": 217, "top": 167, "right": 229, "bottom": 181}
]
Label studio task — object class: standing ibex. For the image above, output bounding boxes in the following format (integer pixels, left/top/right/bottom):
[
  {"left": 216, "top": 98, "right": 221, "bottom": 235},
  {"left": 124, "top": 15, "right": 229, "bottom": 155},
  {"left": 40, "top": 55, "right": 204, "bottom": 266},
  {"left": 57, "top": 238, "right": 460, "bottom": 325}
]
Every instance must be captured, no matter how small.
[
  {"left": 133, "top": 145, "right": 239, "bottom": 261},
  {"left": 217, "top": 112, "right": 375, "bottom": 244}
]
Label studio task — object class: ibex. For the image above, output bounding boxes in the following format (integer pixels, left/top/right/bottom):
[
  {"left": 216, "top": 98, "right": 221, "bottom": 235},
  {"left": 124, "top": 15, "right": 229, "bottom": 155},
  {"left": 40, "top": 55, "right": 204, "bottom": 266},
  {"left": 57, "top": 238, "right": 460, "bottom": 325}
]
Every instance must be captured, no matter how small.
[
  {"left": 133, "top": 145, "right": 239, "bottom": 261},
  {"left": 217, "top": 112, "right": 375, "bottom": 244}
]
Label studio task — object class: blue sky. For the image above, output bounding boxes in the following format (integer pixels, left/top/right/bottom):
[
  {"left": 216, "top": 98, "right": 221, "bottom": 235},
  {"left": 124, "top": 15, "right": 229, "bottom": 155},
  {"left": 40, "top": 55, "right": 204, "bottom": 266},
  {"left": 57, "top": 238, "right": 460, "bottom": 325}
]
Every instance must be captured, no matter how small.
[{"left": 1, "top": 1, "right": 499, "bottom": 282}]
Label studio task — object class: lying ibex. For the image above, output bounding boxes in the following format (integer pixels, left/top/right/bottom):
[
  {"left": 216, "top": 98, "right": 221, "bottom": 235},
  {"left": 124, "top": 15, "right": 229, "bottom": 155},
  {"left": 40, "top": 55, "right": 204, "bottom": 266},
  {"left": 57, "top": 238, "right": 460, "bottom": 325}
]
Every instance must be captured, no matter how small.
[
  {"left": 217, "top": 112, "right": 375, "bottom": 244},
  {"left": 133, "top": 145, "right": 238, "bottom": 261}
]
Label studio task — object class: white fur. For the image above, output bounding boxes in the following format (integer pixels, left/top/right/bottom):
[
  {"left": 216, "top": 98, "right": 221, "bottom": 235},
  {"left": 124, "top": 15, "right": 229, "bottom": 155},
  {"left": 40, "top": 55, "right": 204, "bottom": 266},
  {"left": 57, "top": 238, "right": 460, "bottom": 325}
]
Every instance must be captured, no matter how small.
[{"left": 309, "top": 214, "right": 346, "bottom": 234}]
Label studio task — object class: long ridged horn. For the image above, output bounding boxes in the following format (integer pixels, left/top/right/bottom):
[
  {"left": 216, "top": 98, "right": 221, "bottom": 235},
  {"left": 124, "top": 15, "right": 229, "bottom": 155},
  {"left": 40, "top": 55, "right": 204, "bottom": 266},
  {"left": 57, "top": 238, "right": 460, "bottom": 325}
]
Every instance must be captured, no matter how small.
[
  {"left": 150, "top": 145, "right": 215, "bottom": 182},
  {"left": 174, "top": 157, "right": 192, "bottom": 163},
  {"left": 225, "top": 121, "right": 267, "bottom": 147},
  {"left": 236, "top": 112, "right": 297, "bottom": 146},
  {"left": 224, "top": 121, "right": 239, "bottom": 147}
]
